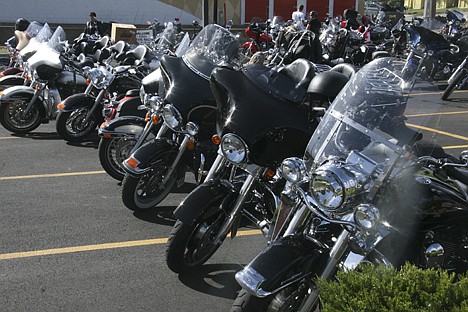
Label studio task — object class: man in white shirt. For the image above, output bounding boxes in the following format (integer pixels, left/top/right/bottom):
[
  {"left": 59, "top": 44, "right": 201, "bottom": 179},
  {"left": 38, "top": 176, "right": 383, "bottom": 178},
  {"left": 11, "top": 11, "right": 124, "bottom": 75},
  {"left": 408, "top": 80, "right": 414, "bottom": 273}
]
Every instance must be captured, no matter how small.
[{"left": 292, "top": 4, "right": 305, "bottom": 30}]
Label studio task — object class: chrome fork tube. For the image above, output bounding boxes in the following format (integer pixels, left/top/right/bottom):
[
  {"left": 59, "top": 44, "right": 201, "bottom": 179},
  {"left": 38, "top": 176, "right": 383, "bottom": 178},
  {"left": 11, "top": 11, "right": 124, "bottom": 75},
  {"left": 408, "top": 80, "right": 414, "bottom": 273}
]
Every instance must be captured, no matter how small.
[
  {"left": 23, "top": 83, "right": 45, "bottom": 115},
  {"left": 161, "top": 134, "right": 190, "bottom": 185},
  {"left": 203, "top": 153, "right": 227, "bottom": 182},
  {"left": 83, "top": 89, "right": 105, "bottom": 124},
  {"left": 298, "top": 230, "right": 351, "bottom": 312},
  {"left": 129, "top": 121, "right": 154, "bottom": 154},
  {"left": 213, "top": 165, "right": 263, "bottom": 245},
  {"left": 155, "top": 122, "right": 169, "bottom": 139}
]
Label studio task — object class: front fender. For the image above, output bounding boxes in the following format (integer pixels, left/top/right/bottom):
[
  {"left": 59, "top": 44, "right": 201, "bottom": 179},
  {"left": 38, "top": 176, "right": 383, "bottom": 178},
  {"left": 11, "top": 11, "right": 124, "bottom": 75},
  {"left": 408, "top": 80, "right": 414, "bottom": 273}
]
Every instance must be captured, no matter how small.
[
  {"left": 98, "top": 115, "right": 147, "bottom": 138},
  {"left": 0, "top": 75, "right": 25, "bottom": 91},
  {"left": 236, "top": 235, "right": 327, "bottom": 297},
  {"left": 0, "top": 85, "right": 35, "bottom": 98},
  {"left": 173, "top": 179, "right": 233, "bottom": 225},
  {"left": 59, "top": 93, "right": 96, "bottom": 112},
  {"left": 122, "top": 138, "right": 177, "bottom": 176}
]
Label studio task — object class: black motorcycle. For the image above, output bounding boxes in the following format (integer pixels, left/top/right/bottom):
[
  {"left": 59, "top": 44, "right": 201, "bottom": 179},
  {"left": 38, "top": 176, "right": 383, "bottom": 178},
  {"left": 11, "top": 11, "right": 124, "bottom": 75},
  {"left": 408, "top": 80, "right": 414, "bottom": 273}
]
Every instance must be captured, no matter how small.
[
  {"left": 165, "top": 60, "right": 357, "bottom": 273},
  {"left": 55, "top": 46, "right": 148, "bottom": 142},
  {"left": 97, "top": 30, "right": 192, "bottom": 181},
  {"left": 120, "top": 24, "right": 241, "bottom": 211},
  {"left": 231, "top": 57, "right": 468, "bottom": 311}
]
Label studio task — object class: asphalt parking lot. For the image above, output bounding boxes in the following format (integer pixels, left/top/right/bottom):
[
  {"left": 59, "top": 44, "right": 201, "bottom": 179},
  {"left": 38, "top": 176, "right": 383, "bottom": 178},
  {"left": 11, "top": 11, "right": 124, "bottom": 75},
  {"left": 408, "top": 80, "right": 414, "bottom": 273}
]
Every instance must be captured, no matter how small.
[{"left": 0, "top": 87, "right": 467, "bottom": 311}]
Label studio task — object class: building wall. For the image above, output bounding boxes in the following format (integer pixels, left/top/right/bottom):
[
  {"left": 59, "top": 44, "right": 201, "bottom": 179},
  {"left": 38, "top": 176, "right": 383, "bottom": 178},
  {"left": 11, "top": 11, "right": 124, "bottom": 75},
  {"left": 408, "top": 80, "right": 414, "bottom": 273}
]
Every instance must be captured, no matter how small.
[{"left": 0, "top": 0, "right": 200, "bottom": 26}]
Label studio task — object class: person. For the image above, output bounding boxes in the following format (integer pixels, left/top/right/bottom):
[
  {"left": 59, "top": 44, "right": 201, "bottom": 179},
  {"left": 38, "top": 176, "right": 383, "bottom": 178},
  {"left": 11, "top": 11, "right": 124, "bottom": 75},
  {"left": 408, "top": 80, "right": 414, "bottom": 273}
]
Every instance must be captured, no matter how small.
[
  {"left": 84, "top": 11, "right": 106, "bottom": 37},
  {"left": 292, "top": 5, "right": 305, "bottom": 30},
  {"left": 306, "top": 11, "right": 321, "bottom": 37}
]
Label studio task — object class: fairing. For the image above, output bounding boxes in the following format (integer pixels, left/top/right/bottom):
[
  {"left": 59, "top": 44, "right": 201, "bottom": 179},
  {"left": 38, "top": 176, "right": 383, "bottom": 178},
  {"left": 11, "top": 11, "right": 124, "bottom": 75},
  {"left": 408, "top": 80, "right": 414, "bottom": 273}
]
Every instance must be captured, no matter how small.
[{"left": 211, "top": 65, "right": 314, "bottom": 166}]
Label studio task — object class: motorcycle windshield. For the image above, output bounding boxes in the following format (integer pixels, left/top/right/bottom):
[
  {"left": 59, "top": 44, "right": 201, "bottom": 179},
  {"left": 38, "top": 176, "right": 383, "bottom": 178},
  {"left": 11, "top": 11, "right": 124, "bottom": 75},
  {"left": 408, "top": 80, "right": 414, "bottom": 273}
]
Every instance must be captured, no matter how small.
[
  {"left": 182, "top": 24, "right": 240, "bottom": 78},
  {"left": 271, "top": 16, "right": 284, "bottom": 27},
  {"left": 19, "top": 23, "right": 53, "bottom": 59},
  {"left": 25, "top": 21, "right": 44, "bottom": 38},
  {"left": 419, "top": 17, "right": 446, "bottom": 31},
  {"left": 304, "top": 58, "right": 443, "bottom": 171},
  {"left": 154, "top": 22, "right": 177, "bottom": 51},
  {"left": 27, "top": 27, "right": 66, "bottom": 72}
]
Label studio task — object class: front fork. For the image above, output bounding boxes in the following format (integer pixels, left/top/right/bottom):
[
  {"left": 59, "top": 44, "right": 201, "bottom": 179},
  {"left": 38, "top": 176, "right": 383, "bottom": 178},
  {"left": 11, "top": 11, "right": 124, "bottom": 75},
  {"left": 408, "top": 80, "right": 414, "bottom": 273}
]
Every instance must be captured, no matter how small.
[
  {"left": 83, "top": 89, "right": 106, "bottom": 125},
  {"left": 128, "top": 119, "right": 168, "bottom": 155},
  {"left": 448, "top": 56, "right": 468, "bottom": 85},
  {"left": 212, "top": 164, "right": 263, "bottom": 245},
  {"left": 23, "top": 82, "right": 45, "bottom": 116}
]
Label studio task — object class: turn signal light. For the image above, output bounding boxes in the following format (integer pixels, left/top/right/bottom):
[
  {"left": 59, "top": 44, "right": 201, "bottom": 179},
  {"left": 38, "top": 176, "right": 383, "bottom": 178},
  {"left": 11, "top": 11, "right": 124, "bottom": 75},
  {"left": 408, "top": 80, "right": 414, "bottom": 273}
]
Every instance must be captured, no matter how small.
[
  {"left": 186, "top": 139, "right": 195, "bottom": 150},
  {"left": 212, "top": 134, "right": 221, "bottom": 145},
  {"left": 145, "top": 112, "right": 149, "bottom": 122},
  {"left": 151, "top": 115, "right": 160, "bottom": 124},
  {"left": 86, "top": 79, "right": 91, "bottom": 85},
  {"left": 264, "top": 168, "right": 276, "bottom": 180},
  {"left": 125, "top": 157, "right": 140, "bottom": 169},
  {"left": 57, "top": 103, "right": 65, "bottom": 110}
]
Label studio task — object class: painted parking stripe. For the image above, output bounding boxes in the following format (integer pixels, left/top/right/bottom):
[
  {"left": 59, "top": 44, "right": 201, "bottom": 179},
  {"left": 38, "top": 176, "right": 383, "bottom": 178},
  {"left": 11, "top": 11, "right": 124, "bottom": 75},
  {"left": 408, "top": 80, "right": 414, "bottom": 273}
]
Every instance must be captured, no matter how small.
[
  {"left": 407, "top": 123, "right": 468, "bottom": 141},
  {"left": 0, "top": 170, "right": 106, "bottom": 181},
  {"left": 0, "top": 229, "right": 262, "bottom": 260}
]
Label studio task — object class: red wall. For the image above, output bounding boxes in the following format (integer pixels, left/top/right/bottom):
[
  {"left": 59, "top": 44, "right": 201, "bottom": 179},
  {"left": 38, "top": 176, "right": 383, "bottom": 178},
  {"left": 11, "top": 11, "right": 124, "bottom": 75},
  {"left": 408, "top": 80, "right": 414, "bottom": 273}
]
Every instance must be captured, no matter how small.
[
  {"left": 244, "top": 0, "right": 356, "bottom": 23},
  {"left": 245, "top": 0, "right": 269, "bottom": 22}
]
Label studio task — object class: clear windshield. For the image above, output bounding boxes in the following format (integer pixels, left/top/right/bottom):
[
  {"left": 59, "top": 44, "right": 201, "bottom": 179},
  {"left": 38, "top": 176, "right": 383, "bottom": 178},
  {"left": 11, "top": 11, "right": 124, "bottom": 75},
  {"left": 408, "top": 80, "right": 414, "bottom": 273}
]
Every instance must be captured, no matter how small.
[
  {"left": 27, "top": 26, "right": 66, "bottom": 71},
  {"left": 271, "top": 16, "right": 285, "bottom": 27},
  {"left": 420, "top": 18, "right": 446, "bottom": 31},
  {"left": 154, "top": 22, "right": 177, "bottom": 51},
  {"left": 25, "top": 21, "right": 44, "bottom": 38},
  {"left": 304, "top": 58, "right": 443, "bottom": 171},
  {"left": 19, "top": 23, "right": 53, "bottom": 58},
  {"left": 47, "top": 26, "right": 66, "bottom": 51},
  {"left": 183, "top": 24, "right": 240, "bottom": 70}
]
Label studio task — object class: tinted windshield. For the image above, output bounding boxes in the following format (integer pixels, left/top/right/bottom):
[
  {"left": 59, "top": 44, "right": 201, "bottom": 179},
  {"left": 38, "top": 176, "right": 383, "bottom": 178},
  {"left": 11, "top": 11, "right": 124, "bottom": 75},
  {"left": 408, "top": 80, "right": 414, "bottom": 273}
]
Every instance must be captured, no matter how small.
[
  {"left": 182, "top": 24, "right": 240, "bottom": 77},
  {"left": 304, "top": 58, "right": 443, "bottom": 170}
]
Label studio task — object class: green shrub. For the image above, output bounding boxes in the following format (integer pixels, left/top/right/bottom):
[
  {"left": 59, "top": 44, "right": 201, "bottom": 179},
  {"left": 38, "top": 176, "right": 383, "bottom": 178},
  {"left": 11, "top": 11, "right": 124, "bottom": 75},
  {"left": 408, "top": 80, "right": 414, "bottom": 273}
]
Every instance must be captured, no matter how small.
[{"left": 317, "top": 263, "right": 468, "bottom": 312}]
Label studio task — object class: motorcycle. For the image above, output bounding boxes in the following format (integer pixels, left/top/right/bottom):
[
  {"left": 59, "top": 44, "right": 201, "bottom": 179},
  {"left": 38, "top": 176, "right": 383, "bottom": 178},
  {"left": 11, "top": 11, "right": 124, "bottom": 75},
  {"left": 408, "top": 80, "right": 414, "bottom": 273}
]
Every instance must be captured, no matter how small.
[
  {"left": 120, "top": 24, "right": 240, "bottom": 211},
  {"left": 231, "top": 57, "right": 468, "bottom": 311},
  {"left": 0, "top": 22, "right": 52, "bottom": 92},
  {"left": 55, "top": 45, "right": 149, "bottom": 142},
  {"left": 442, "top": 52, "right": 468, "bottom": 100},
  {"left": 0, "top": 26, "right": 88, "bottom": 134},
  {"left": 165, "top": 60, "right": 357, "bottom": 273},
  {"left": 242, "top": 17, "right": 274, "bottom": 57},
  {"left": 402, "top": 20, "right": 463, "bottom": 81},
  {"left": 97, "top": 35, "right": 191, "bottom": 181}
]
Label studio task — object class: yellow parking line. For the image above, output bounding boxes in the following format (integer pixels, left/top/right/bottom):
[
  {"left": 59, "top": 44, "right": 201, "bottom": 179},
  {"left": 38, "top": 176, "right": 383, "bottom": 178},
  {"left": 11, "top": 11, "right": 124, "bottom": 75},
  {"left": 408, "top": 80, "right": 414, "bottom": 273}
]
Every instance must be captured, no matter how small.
[
  {"left": 442, "top": 145, "right": 468, "bottom": 150},
  {"left": 406, "top": 110, "right": 468, "bottom": 117},
  {"left": 0, "top": 229, "right": 262, "bottom": 260},
  {"left": 0, "top": 170, "right": 106, "bottom": 181},
  {"left": 0, "top": 136, "right": 19, "bottom": 140},
  {"left": 407, "top": 123, "right": 468, "bottom": 141}
]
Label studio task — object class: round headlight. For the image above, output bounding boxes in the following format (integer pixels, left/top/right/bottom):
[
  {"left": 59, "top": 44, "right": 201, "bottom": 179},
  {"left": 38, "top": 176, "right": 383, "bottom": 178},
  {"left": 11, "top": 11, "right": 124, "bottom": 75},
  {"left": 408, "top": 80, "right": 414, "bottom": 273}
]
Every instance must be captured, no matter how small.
[
  {"left": 415, "top": 43, "right": 426, "bottom": 54},
  {"left": 354, "top": 204, "right": 380, "bottom": 230},
  {"left": 221, "top": 133, "right": 247, "bottom": 164},
  {"left": 163, "top": 104, "right": 183, "bottom": 131},
  {"left": 311, "top": 169, "right": 344, "bottom": 210},
  {"left": 186, "top": 122, "right": 199, "bottom": 136},
  {"left": 281, "top": 157, "right": 306, "bottom": 183}
]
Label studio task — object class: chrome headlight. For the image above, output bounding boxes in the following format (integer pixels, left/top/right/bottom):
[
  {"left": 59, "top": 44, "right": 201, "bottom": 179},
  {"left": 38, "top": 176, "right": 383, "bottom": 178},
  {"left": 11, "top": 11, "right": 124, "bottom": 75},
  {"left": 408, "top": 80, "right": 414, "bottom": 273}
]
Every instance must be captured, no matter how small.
[
  {"left": 281, "top": 157, "right": 306, "bottom": 183},
  {"left": 415, "top": 43, "right": 426, "bottom": 54},
  {"left": 310, "top": 160, "right": 367, "bottom": 214},
  {"left": 221, "top": 133, "right": 248, "bottom": 164},
  {"left": 162, "top": 104, "right": 183, "bottom": 131},
  {"left": 354, "top": 204, "right": 380, "bottom": 230},
  {"left": 88, "top": 66, "right": 113, "bottom": 89}
]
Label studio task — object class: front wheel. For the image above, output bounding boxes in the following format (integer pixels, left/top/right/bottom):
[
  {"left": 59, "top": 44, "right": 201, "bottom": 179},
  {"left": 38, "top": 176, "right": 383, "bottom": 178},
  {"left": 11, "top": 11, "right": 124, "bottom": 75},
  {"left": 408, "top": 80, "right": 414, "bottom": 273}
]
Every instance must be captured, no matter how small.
[
  {"left": 166, "top": 200, "right": 229, "bottom": 273},
  {"left": 121, "top": 147, "right": 178, "bottom": 211},
  {"left": 98, "top": 137, "right": 137, "bottom": 181},
  {"left": 442, "top": 68, "right": 466, "bottom": 100},
  {"left": 55, "top": 108, "right": 99, "bottom": 142},
  {"left": 231, "top": 280, "right": 319, "bottom": 312},
  {"left": 0, "top": 98, "right": 42, "bottom": 133}
]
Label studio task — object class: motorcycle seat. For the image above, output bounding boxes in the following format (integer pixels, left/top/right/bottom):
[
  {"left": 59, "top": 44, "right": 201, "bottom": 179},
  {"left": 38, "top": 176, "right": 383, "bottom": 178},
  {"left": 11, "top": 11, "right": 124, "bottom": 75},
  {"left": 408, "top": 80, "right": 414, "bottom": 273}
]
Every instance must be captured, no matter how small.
[
  {"left": 277, "top": 58, "right": 315, "bottom": 90},
  {"left": 93, "top": 35, "right": 110, "bottom": 53},
  {"left": 125, "top": 89, "right": 140, "bottom": 97},
  {"left": 330, "top": 63, "right": 356, "bottom": 79}
]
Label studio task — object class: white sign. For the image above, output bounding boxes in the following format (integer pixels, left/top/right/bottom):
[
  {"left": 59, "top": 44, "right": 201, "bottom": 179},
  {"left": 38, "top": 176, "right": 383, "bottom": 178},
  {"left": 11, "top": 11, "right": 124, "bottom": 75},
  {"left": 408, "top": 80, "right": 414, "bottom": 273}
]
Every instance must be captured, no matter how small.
[{"left": 136, "top": 29, "right": 153, "bottom": 45}]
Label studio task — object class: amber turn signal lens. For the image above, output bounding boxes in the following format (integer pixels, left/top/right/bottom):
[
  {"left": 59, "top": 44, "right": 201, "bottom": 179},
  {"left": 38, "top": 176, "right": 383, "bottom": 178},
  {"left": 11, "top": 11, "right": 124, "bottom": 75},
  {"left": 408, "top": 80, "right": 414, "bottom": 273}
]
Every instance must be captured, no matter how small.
[
  {"left": 57, "top": 103, "right": 65, "bottom": 110},
  {"left": 212, "top": 134, "right": 221, "bottom": 145},
  {"left": 186, "top": 140, "right": 195, "bottom": 150},
  {"left": 86, "top": 79, "right": 91, "bottom": 85},
  {"left": 151, "top": 115, "right": 159, "bottom": 124},
  {"left": 264, "top": 168, "right": 276, "bottom": 180},
  {"left": 125, "top": 157, "right": 140, "bottom": 169}
]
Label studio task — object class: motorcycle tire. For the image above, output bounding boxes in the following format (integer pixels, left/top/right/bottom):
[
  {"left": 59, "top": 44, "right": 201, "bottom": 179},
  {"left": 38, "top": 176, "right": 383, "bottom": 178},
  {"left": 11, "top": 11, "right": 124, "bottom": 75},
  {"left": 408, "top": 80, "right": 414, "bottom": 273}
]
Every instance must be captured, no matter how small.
[
  {"left": 98, "top": 137, "right": 137, "bottom": 181},
  {"left": 55, "top": 108, "right": 99, "bottom": 142},
  {"left": 121, "top": 146, "right": 178, "bottom": 211},
  {"left": 442, "top": 69, "right": 466, "bottom": 101},
  {"left": 0, "top": 99, "right": 42, "bottom": 134},
  {"left": 230, "top": 280, "right": 319, "bottom": 312},
  {"left": 166, "top": 203, "right": 228, "bottom": 273}
]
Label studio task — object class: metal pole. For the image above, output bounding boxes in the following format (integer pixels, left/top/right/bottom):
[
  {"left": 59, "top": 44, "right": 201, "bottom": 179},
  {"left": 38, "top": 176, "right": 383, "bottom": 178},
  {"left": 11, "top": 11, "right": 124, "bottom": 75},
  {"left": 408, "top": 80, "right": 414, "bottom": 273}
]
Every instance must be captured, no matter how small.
[
  {"left": 214, "top": 0, "right": 218, "bottom": 24},
  {"left": 424, "top": 0, "right": 437, "bottom": 18},
  {"left": 203, "top": 0, "right": 209, "bottom": 26}
]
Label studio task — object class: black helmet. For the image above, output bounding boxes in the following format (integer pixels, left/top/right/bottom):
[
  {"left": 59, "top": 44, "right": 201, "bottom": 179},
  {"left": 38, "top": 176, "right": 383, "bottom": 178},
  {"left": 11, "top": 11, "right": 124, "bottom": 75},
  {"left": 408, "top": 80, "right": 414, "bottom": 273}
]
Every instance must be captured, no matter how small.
[
  {"left": 309, "top": 11, "right": 318, "bottom": 18},
  {"left": 15, "top": 18, "right": 30, "bottom": 31}
]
